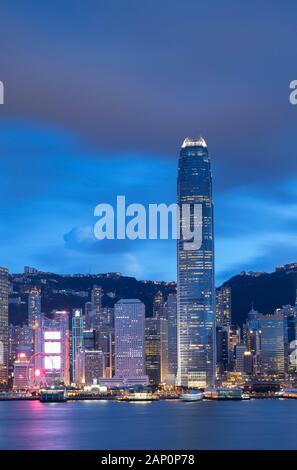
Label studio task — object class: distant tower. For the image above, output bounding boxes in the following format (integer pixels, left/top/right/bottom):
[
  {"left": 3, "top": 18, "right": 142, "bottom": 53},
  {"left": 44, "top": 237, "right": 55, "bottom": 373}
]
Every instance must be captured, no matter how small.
[
  {"left": 28, "top": 288, "right": 42, "bottom": 355},
  {"left": 259, "top": 314, "right": 285, "bottom": 374},
  {"left": 90, "top": 286, "right": 103, "bottom": 326},
  {"left": 72, "top": 309, "right": 84, "bottom": 383},
  {"left": 114, "top": 299, "right": 146, "bottom": 380},
  {"left": 216, "top": 286, "right": 231, "bottom": 327},
  {"left": 165, "top": 293, "right": 177, "bottom": 381},
  {"left": 35, "top": 310, "right": 70, "bottom": 386},
  {"left": 177, "top": 137, "right": 216, "bottom": 388},
  {"left": 28, "top": 288, "right": 41, "bottom": 328},
  {"left": 145, "top": 317, "right": 168, "bottom": 385},
  {"left": 0, "top": 267, "right": 9, "bottom": 385},
  {"left": 153, "top": 291, "right": 165, "bottom": 318}
]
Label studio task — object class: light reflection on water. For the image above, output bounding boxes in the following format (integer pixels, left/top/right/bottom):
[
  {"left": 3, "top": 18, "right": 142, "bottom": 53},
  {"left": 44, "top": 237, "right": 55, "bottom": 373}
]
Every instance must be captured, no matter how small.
[{"left": 0, "top": 399, "right": 297, "bottom": 450}]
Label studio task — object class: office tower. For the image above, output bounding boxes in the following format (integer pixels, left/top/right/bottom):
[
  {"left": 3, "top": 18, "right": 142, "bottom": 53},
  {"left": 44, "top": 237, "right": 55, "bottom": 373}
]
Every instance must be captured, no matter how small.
[
  {"left": 28, "top": 288, "right": 42, "bottom": 356},
  {"left": 99, "top": 307, "right": 114, "bottom": 326},
  {"left": 95, "top": 324, "right": 114, "bottom": 378},
  {"left": 260, "top": 314, "right": 285, "bottom": 375},
  {"left": 8, "top": 324, "right": 32, "bottom": 371},
  {"left": 276, "top": 304, "right": 297, "bottom": 372},
  {"left": 13, "top": 353, "right": 30, "bottom": 390},
  {"left": 84, "top": 301, "right": 93, "bottom": 327},
  {"left": 177, "top": 137, "right": 216, "bottom": 388},
  {"left": 75, "top": 349, "right": 105, "bottom": 386},
  {"left": 235, "top": 344, "right": 247, "bottom": 373},
  {"left": 0, "top": 267, "right": 9, "bottom": 385},
  {"left": 278, "top": 305, "right": 297, "bottom": 344},
  {"left": 114, "top": 299, "right": 147, "bottom": 382},
  {"left": 228, "top": 325, "right": 241, "bottom": 371},
  {"left": 216, "top": 326, "right": 229, "bottom": 374},
  {"left": 246, "top": 307, "right": 261, "bottom": 330},
  {"left": 244, "top": 308, "right": 261, "bottom": 374},
  {"left": 72, "top": 309, "right": 84, "bottom": 383},
  {"left": 34, "top": 310, "right": 70, "bottom": 386},
  {"left": 165, "top": 293, "right": 178, "bottom": 381},
  {"left": 145, "top": 317, "right": 169, "bottom": 385},
  {"left": 243, "top": 351, "right": 253, "bottom": 375},
  {"left": 216, "top": 286, "right": 231, "bottom": 327},
  {"left": 83, "top": 329, "right": 96, "bottom": 350},
  {"left": 28, "top": 288, "right": 41, "bottom": 329},
  {"left": 153, "top": 291, "right": 165, "bottom": 318},
  {"left": 90, "top": 286, "right": 103, "bottom": 326}
]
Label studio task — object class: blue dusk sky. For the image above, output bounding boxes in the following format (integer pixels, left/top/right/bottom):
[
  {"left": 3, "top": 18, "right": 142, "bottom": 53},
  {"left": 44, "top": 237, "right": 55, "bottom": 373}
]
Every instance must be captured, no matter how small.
[{"left": 0, "top": 0, "right": 297, "bottom": 284}]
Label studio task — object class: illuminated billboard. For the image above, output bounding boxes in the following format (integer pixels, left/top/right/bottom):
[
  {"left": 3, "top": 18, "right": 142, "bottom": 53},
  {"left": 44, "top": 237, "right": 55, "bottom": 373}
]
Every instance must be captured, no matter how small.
[
  {"left": 44, "top": 356, "right": 61, "bottom": 370},
  {"left": 44, "top": 331, "right": 61, "bottom": 340},
  {"left": 44, "top": 342, "right": 61, "bottom": 354}
]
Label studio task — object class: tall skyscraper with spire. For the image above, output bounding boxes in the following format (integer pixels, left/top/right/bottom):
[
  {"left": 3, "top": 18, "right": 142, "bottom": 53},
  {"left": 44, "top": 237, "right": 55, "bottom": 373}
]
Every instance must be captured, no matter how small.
[{"left": 177, "top": 136, "right": 216, "bottom": 388}]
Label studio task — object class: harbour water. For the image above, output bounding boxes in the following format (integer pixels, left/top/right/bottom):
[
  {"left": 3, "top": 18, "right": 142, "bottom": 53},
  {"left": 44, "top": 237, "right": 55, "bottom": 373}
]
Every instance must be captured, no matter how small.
[{"left": 0, "top": 399, "right": 297, "bottom": 450}]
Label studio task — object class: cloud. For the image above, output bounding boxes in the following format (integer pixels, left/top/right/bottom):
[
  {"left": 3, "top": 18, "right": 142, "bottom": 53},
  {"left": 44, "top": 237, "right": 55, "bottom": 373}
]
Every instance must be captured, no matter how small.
[{"left": 1, "top": 1, "right": 297, "bottom": 281}]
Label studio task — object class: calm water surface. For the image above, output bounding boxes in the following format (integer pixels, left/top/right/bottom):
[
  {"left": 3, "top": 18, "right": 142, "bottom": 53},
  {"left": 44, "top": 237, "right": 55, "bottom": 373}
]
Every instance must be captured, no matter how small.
[{"left": 0, "top": 399, "right": 297, "bottom": 450}]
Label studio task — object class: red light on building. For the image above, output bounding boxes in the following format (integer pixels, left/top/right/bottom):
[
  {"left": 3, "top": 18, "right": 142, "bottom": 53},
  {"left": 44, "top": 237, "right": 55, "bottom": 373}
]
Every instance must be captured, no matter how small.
[
  {"left": 19, "top": 353, "right": 26, "bottom": 359},
  {"left": 35, "top": 369, "right": 41, "bottom": 377}
]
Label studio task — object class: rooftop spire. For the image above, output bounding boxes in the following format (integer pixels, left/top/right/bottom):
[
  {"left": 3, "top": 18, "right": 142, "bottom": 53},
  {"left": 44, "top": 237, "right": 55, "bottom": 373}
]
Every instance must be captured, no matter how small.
[{"left": 181, "top": 136, "right": 207, "bottom": 148}]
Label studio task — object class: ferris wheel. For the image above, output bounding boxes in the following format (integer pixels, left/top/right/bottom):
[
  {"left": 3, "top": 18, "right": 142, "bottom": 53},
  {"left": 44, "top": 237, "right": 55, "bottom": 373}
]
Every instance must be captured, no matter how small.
[{"left": 26, "top": 352, "right": 55, "bottom": 388}]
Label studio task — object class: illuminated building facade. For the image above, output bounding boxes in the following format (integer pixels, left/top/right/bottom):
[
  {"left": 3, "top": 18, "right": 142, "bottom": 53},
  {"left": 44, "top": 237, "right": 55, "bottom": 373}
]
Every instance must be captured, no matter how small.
[
  {"left": 83, "top": 329, "right": 96, "bottom": 350},
  {"left": 145, "top": 317, "right": 168, "bottom": 385},
  {"left": 28, "top": 288, "right": 41, "bottom": 330},
  {"left": 72, "top": 309, "right": 84, "bottom": 383},
  {"left": 114, "top": 299, "right": 147, "bottom": 383},
  {"left": 8, "top": 324, "right": 32, "bottom": 374},
  {"left": 165, "top": 293, "right": 178, "bottom": 381},
  {"left": 235, "top": 344, "right": 247, "bottom": 373},
  {"left": 216, "top": 326, "right": 229, "bottom": 374},
  {"left": 216, "top": 286, "right": 232, "bottom": 327},
  {"left": 153, "top": 291, "right": 165, "bottom": 319},
  {"left": 244, "top": 309, "right": 262, "bottom": 374},
  {"left": 95, "top": 323, "right": 114, "bottom": 378},
  {"left": 90, "top": 286, "right": 103, "bottom": 327},
  {"left": 13, "top": 353, "right": 30, "bottom": 389},
  {"left": 260, "top": 314, "right": 285, "bottom": 374},
  {"left": 0, "top": 267, "right": 9, "bottom": 385},
  {"left": 75, "top": 349, "right": 105, "bottom": 386},
  {"left": 35, "top": 310, "right": 70, "bottom": 385},
  {"left": 177, "top": 137, "right": 216, "bottom": 388}
]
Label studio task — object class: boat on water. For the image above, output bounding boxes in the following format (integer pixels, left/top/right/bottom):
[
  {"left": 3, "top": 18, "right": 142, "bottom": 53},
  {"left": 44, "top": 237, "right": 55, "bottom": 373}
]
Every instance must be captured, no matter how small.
[
  {"left": 180, "top": 391, "right": 203, "bottom": 402},
  {"left": 39, "top": 387, "right": 67, "bottom": 403},
  {"left": 281, "top": 388, "right": 297, "bottom": 399},
  {"left": 242, "top": 393, "right": 251, "bottom": 400},
  {"left": 118, "top": 391, "right": 159, "bottom": 402},
  {"left": 203, "top": 388, "right": 243, "bottom": 400}
]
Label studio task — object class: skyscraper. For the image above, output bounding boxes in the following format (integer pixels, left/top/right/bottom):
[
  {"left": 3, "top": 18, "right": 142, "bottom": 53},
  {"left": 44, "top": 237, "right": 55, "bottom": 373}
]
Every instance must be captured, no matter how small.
[
  {"left": 114, "top": 299, "right": 147, "bottom": 382},
  {"left": 90, "top": 286, "right": 103, "bottom": 326},
  {"left": 0, "top": 267, "right": 9, "bottom": 385},
  {"left": 28, "top": 288, "right": 41, "bottom": 355},
  {"left": 153, "top": 291, "right": 165, "bottom": 318},
  {"left": 165, "top": 293, "right": 178, "bottom": 381},
  {"left": 75, "top": 349, "right": 105, "bottom": 386},
  {"left": 216, "top": 286, "right": 231, "bottom": 328},
  {"left": 72, "top": 309, "right": 84, "bottom": 383},
  {"left": 177, "top": 137, "right": 216, "bottom": 388},
  {"left": 145, "top": 317, "right": 168, "bottom": 385},
  {"left": 35, "top": 310, "right": 70, "bottom": 386},
  {"left": 260, "top": 314, "right": 285, "bottom": 375},
  {"left": 28, "top": 288, "right": 41, "bottom": 329}
]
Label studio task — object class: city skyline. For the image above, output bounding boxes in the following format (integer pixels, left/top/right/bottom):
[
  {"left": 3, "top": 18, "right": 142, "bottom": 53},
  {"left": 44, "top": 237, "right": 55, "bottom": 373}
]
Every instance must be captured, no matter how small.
[
  {"left": 2, "top": 1, "right": 297, "bottom": 455},
  {"left": 1, "top": 2, "right": 297, "bottom": 284}
]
